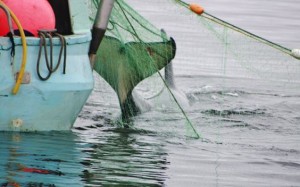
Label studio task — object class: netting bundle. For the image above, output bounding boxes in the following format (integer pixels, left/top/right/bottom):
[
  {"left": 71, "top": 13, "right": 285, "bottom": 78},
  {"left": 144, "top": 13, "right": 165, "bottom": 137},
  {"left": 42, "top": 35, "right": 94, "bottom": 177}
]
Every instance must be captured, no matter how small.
[
  {"left": 90, "top": 0, "right": 175, "bottom": 107},
  {"left": 88, "top": 0, "right": 198, "bottom": 135}
]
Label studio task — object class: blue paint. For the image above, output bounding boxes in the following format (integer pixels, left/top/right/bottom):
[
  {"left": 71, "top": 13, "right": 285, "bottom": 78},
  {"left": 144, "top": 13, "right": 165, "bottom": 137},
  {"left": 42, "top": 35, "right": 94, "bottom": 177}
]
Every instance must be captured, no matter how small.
[
  {"left": 0, "top": 33, "right": 94, "bottom": 131},
  {"left": 0, "top": 0, "right": 94, "bottom": 131}
]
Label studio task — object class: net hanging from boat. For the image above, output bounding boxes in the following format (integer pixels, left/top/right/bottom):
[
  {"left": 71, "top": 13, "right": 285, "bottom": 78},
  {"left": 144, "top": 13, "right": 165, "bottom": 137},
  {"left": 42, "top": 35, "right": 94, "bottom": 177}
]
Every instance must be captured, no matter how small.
[{"left": 88, "top": 0, "right": 200, "bottom": 138}]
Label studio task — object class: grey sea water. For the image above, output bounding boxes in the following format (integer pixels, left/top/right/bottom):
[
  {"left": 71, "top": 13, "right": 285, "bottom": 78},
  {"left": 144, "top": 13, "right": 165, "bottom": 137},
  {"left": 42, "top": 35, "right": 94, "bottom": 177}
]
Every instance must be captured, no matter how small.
[{"left": 1, "top": 0, "right": 300, "bottom": 186}]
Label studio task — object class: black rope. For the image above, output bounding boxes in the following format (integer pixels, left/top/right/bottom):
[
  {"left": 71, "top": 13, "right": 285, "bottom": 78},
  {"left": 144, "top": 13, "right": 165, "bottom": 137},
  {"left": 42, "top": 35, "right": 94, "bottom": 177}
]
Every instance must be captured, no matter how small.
[
  {"left": 54, "top": 33, "right": 67, "bottom": 74},
  {"left": 37, "top": 33, "right": 51, "bottom": 80},
  {"left": 7, "top": 32, "right": 15, "bottom": 58},
  {"left": 36, "top": 30, "right": 67, "bottom": 81}
]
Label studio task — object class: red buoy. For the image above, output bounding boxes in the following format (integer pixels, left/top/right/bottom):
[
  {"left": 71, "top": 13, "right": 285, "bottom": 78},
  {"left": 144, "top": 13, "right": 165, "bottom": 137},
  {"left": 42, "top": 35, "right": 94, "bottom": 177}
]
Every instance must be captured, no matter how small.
[{"left": 0, "top": 0, "right": 55, "bottom": 37}]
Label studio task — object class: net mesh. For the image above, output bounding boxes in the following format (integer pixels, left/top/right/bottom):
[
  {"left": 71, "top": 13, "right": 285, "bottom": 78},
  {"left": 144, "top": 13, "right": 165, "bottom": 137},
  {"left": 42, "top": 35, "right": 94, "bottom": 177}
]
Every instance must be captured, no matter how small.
[
  {"left": 168, "top": 0, "right": 300, "bottom": 79},
  {"left": 87, "top": 0, "right": 300, "bottom": 138}
]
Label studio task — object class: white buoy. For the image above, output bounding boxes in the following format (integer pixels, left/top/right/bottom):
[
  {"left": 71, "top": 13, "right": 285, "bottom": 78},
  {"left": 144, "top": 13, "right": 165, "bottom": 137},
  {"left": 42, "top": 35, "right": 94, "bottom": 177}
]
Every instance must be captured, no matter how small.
[{"left": 291, "top": 49, "right": 300, "bottom": 60}]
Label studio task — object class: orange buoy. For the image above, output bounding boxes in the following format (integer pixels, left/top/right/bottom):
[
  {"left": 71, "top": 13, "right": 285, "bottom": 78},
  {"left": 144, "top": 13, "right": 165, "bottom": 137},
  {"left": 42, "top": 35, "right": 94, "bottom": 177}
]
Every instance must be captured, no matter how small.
[
  {"left": 0, "top": 0, "right": 55, "bottom": 37},
  {"left": 189, "top": 3, "right": 204, "bottom": 15}
]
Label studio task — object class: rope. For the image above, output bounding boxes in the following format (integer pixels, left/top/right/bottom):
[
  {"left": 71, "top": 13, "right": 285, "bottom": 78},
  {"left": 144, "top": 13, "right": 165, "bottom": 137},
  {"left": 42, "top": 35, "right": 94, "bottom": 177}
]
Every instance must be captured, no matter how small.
[
  {"left": 36, "top": 30, "right": 67, "bottom": 81},
  {"left": 37, "top": 32, "right": 51, "bottom": 80},
  {"left": 0, "top": 2, "right": 28, "bottom": 95},
  {"left": 7, "top": 32, "right": 15, "bottom": 59},
  {"left": 202, "top": 12, "right": 292, "bottom": 55},
  {"left": 55, "top": 33, "right": 67, "bottom": 74},
  {"left": 172, "top": 0, "right": 297, "bottom": 59}
]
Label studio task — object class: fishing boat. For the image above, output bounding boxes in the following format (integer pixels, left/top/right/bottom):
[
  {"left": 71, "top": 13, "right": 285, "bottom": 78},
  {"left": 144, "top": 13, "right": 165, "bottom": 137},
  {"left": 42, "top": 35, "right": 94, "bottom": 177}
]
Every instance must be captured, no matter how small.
[
  {"left": 0, "top": 0, "right": 98, "bottom": 131},
  {"left": 0, "top": 0, "right": 177, "bottom": 131}
]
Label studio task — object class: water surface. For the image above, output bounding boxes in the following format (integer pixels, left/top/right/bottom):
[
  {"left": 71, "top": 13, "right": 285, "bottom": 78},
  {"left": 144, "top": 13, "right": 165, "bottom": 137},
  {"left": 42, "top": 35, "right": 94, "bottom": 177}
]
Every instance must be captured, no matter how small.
[{"left": 1, "top": 0, "right": 300, "bottom": 186}]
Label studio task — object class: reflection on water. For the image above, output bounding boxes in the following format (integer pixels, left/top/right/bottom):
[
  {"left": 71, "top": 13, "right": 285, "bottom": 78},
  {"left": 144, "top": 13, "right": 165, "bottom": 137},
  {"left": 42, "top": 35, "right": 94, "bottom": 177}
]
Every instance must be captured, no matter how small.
[
  {"left": 74, "top": 126, "right": 169, "bottom": 186},
  {"left": 0, "top": 128, "right": 169, "bottom": 187},
  {"left": 0, "top": 132, "right": 83, "bottom": 186}
]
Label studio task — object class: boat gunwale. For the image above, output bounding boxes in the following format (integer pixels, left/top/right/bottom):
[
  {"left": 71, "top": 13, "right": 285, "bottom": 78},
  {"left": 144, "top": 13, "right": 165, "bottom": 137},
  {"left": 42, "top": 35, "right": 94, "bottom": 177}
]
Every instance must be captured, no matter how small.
[{"left": 0, "top": 33, "right": 91, "bottom": 50}]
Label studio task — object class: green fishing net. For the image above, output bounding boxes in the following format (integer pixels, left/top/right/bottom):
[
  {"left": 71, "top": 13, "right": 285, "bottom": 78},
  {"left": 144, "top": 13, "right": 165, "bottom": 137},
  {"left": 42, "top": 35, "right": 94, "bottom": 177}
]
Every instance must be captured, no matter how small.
[
  {"left": 168, "top": 0, "right": 300, "bottom": 136},
  {"left": 89, "top": 1, "right": 173, "bottom": 104},
  {"left": 88, "top": 0, "right": 199, "bottom": 138},
  {"left": 170, "top": 0, "right": 300, "bottom": 82},
  {"left": 87, "top": 0, "right": 299, "bottom": 138}
]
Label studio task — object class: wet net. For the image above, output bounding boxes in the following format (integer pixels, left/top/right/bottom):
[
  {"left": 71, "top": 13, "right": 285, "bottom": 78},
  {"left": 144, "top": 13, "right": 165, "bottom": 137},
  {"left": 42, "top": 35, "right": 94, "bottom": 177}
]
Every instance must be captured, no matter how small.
[
  {"left": 87, "top": 0, "right": 300, "bottom": 139},
  {"left": 88, "top": 0, "right": 199, "bottom": 138}
]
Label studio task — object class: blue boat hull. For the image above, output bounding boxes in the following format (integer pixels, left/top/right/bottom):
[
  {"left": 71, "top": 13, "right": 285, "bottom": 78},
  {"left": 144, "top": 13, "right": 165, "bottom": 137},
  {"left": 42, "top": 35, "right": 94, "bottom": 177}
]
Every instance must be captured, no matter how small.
[{"left": 0, "top": 34, "right": 94, "bottom": 131}]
